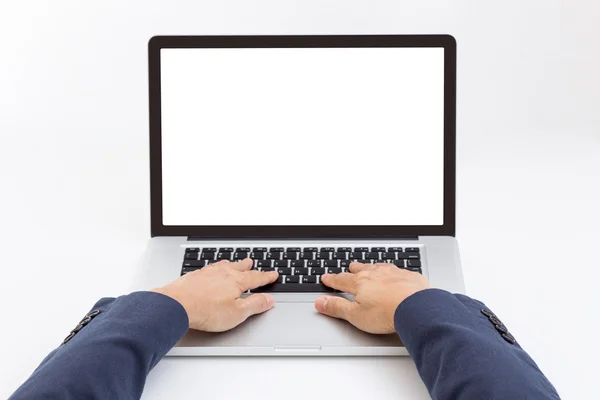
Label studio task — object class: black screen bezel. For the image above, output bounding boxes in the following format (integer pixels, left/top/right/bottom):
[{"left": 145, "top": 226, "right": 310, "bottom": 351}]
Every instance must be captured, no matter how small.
[{"left": 149, "top": 35, "right": 456, "bottom": 239}]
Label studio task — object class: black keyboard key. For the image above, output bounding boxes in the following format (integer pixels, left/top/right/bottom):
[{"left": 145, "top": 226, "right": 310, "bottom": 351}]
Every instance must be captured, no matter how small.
[
  {"left": 252, "top": 283, "right": 333, "bottom": 293},
  {"left": 371, "top": 247, "right": 385, "bottom": 252},
  {"left": 236, "top": 247, "right": 251, "bottom": 252},
  {"left": 354, "top": 247, "right": 368, "bottom": 252},
  {"left": 284, "top": 276, "right": 301, "bottom": 284},
  {"left": 327, "top": 267, "right": 343, "bottom": 274},
  {"left": 185, "top": 248, "right": 200, "bottom": 253},
  {"left": 184, "top": 252, "right": 199, "bottom": 260},
  {"left": 250, "top": 251, "right": 264, "bottom": 260},
  {"left": 407, "top": 260, "right": 422, "bottom": 268},
  {"left": 350, "top": 252, "right": 364, "bottom": 260},
  {"left": 207, "top": 260, "right": 221, "bottom": 265},
  {"left": 270, "top": 247, "right": 284, "bottom": 252},
  {"left": 257, "top": 260, "right": 272, "bottom": 268},
  {"left": 181, "top": 268, "right": 200, "bottom": 275},
  {"left": 332, "top": 252, "right": 347, "bottom": 260},
  {"left": 365, "top": 252, "right": 379, "bottom": 260},
  {"left": 408, "top": 253, "right": 420, "bottom": 259},
  {"left": 253, "top": 247, "right": 267, "bottom": 252},
  {"left": 267, "top": 252, "right": 281, "bottom": 260},
  {"left": 182, "top": 260, "right": 205, "bottom": 268},
  {"left": 394, "top": 260, "right": 406, "bottom": 268},
  {"left": 337, "top": 247, "right": 352, "bottom": 252},
  {"left": 260, "top": 267, "right": 275, "bottom": 272},
  {"left": 233, "top": 252, "right": 248, "bottom": 260},
  {"left": 308, "top": 260, "right": 322, "bottom": 267},
  {"left": 302, "top": 276, "right": 318, "bottom": 284},
  {"left": 201, "top": 252, "right": 215, "bottom": 260},
  {"left": 283, "top": 252, "right": 299, "bottom": 260},
  {"left": 300, "top": 252, "right": 314, "bottom": 260},
  {"left": 320, "top": 247, "right": 335, "bottom": 252},
  {"left": 293, "top": 268, "right": 308, "bottom": 275},
  {"left": 303, "top": 247, "right": 318, "bottom": 252},
  {"left": 311, "top": 267, "right": 326, "bottom": 275},
  {"left": 408, "top": 267, "right": 422, "bottom": 273},
  {"left": 405, "top": 247, "right": 420, "bottom": 253},
  {"left": 382, "top": 252, "right": 396, "bottom": 260},
  {"left": 219, "top": 248, "right": 233, "bottom": 252},
  {"left": 340, "top": 260, "right": 351, "bottom": 268},
  {"left": 324, "top": 260, "right": 338, "bottom": 268},
  {"left": 274, "top": 260, "right": 288, "bottom": 268},
  {"left": 202, "top": 248, "right": 217, "bottom": 252},
  {"left": 287, "top": 247, "right": 301, "bottom": 252},
  {"left": 316, "top": 252, "right": 330, "bottom": 260},
  {"left": 397, "top": 253, "right": 410, "bottom": 259},
  {"left": 291, "top": 260, "right": 305, "bottom": 268},
  {"left": 276, "top": 267, "right": 293, "bottom": 275},
  {"left": 388, "top": 247, "right": 403, "bottom": 252},
  {"left": 217, "top": 252, "right": 232, "bottom": 260}
]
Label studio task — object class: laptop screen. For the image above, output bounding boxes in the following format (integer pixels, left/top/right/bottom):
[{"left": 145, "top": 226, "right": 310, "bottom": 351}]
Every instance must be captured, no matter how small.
[{"left": 159, "top": 47, "right": 445, "bottom": 226}]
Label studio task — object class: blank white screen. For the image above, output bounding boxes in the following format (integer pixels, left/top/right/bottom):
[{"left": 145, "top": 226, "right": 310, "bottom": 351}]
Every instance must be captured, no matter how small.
[{"left": 160, "top": 47, "right": 445, "bottom": 226}]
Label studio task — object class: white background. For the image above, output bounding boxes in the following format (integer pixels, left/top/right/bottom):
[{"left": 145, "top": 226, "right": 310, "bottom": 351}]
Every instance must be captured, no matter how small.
[
  {"left": 0, "top": 1, "right": 599, "bottom": 399},
  {"left": 161, "top": 48, "right": 444, "bottom": 226}
]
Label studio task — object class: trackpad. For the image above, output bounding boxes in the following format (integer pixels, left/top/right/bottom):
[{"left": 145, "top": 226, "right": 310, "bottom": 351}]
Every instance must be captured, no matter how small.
[{"left": 175, "top": 302, "right": 402, "bottom": 349}]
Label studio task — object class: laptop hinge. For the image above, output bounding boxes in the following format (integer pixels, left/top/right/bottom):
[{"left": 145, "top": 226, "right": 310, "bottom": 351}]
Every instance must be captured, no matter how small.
[{"left": 187, "top": 236, "right": 419, "bottom": 241}]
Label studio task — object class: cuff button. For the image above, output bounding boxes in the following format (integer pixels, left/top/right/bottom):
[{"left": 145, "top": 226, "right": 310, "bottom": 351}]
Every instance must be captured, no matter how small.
[
  {"left": 502, "top": 333, "right": 516, "bottom": 344},
  {"left": 62, "top": 332, "right": 76, "bottom": 345},
  {"left": 494, "top": 324, "right": 508, "bottom": 334}
]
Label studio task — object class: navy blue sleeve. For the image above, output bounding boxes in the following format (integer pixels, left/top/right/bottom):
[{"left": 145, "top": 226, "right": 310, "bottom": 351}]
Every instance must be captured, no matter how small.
[
  {"left": 394, "top": 288, "right": 560, "bottom": 400},
  {"left": 10, "top": 291, "right": 189, "bottom": 400}
]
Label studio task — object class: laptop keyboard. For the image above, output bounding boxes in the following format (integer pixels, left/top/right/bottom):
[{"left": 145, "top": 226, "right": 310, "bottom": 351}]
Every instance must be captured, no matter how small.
[{"left": 181, "top": 247, "right": 422, "bottom": 293}]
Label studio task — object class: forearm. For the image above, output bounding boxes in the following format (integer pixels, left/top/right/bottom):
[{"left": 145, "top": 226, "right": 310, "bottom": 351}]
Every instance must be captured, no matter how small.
[
  {"left": 394, "top": 289, "right": 560, "bottom": 400},
  {"left": 10, "top": 292, "right": 188, "bottom": 400}
]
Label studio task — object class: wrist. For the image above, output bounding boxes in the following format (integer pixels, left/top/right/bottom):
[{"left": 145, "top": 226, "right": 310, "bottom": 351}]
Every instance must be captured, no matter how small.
[{"left": 151, "top": 287, "right": 193, "bottom": 327}]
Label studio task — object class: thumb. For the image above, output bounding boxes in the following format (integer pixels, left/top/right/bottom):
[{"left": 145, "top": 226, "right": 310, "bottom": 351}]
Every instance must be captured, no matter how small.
[
  {"left": 239, "top": 293, "right": 275, "bottom": 318},
  {"left": 314, "top": 296, "right": 356, "bottom": 321}
]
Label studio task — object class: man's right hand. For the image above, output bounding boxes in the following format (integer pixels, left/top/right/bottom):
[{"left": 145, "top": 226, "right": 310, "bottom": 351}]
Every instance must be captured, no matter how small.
[{"left": 314, "top": 262, "right": 431, "bottom": 334}]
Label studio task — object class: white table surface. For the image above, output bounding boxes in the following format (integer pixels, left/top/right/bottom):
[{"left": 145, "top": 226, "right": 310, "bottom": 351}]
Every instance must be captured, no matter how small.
[{"left": 1, "top": 1, "right": 599, "bottom": 399}]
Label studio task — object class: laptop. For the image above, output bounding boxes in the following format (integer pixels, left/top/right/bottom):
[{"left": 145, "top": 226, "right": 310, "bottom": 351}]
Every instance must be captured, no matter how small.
[{"left": 137, "top": 35, "right": 464, "bottom": 356}]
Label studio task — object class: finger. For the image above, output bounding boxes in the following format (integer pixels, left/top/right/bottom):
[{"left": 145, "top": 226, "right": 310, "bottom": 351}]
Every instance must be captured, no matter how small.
[
  {"left": 239, "top": 270, "right": 279, "bottom": 290},
  {"left": 320, "top": 273, "right": 357, "bottom": 294},
  {"left": 238, "top": 293, "right": 275, "bottom": 318},
  {"left": 206, "top": 259, "right": 229, "bottom": 268},
  {"left": 230, "top": 258, "right": 254, "bottom": 271},
  {"left": 349, "top": 262, "right": 377, "bottom": 273},
  {"left": 314, "top": 296, "right": 357, "bottom": 321}
]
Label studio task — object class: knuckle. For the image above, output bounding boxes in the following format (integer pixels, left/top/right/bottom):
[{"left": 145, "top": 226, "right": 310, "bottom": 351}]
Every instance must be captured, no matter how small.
[
  {"left": 256, "top": 295, "right": 269, "bottom": 310},
  {"left": 324, "top": 299, "right": 336, "bottom": 313},
  {"left": 325, "top": 299, "right": 341, "bottom": 314},
  {"left": 356, "top": 271, "right": 370, "bottom": 279}
]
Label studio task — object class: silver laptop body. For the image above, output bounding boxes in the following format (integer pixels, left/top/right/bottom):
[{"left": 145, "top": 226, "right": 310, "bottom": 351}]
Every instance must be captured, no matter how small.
[{"left": 136, "top": 35, "right": 464, "bottom": 356}]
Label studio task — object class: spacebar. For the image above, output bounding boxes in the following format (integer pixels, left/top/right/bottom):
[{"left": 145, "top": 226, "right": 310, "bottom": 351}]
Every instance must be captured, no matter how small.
[{"left": 251, "top": 284, "right": 334, "bottom": 293}]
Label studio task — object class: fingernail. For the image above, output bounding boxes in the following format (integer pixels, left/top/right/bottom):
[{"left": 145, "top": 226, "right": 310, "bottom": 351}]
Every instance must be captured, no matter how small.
[
  {"left": 314, "top": 296, "right": 329, "bottom": 312},
  {"left": 262, "top": 293, "right": 275, "bottom": 308},
  {"left": 322, "top": 274, "right": 330, "bottom": 280}
]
